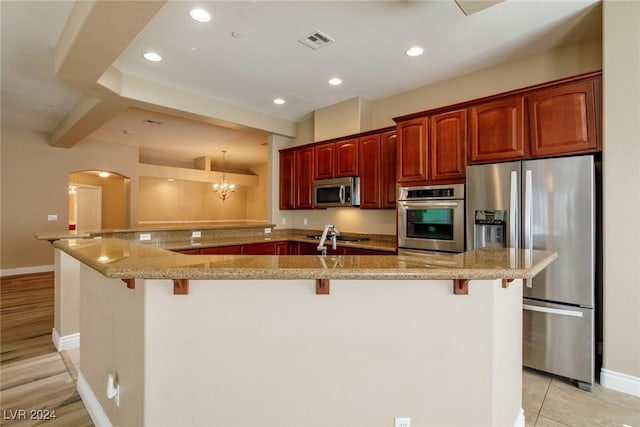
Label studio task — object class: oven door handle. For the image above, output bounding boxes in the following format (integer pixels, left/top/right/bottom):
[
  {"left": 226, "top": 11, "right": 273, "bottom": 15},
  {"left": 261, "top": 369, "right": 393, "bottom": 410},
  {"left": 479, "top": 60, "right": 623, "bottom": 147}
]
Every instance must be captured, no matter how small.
[{"left": 399, "top": 201, "right": 460, "bottom": 208}]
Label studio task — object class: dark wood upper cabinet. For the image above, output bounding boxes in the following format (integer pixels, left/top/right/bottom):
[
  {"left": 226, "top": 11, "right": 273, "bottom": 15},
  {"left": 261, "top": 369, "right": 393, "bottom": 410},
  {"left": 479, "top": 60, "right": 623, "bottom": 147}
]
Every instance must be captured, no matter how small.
[
  {"left": 397, "top": 117, "right": 428, "bottom": 183},
  {"left": 527, "top": 79, "right": 599, "bottom": 157},
  {"left": 279, "top": 151, "right": 295, "bottom": 210},
  {"left": 313, "top": 142, "right": 334, "bottom": 179},
  {"left": 468, "top": 96, "right": 525, "bottom": 164},
  {"left": 380, "top": 131, "right": 398, "bottom": 208},
  {"left": 335, "top": 138, "right": 359, "bottom": 177},
  {"left": 294, "top": 147, "right": 314, "bottom": 209},
  {"left": 358, "top": 133, "right": 381, "bottom": 209},
  {"left": 429, "top": 109, "right": 467, "bottom": 183}
]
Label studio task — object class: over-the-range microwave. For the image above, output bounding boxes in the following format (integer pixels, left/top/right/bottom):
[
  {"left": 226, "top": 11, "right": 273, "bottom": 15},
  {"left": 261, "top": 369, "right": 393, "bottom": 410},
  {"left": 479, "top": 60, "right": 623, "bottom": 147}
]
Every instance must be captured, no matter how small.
[{"left": 313, "top": 177, "right": 360, "bottom": 208}]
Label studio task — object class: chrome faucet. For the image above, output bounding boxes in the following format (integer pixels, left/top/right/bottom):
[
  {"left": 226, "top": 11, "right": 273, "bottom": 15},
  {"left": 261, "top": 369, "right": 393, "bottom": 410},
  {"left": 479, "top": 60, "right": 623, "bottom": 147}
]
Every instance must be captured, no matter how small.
[{"left": 317, "top": 224, "right": 340, "bottom": 255}]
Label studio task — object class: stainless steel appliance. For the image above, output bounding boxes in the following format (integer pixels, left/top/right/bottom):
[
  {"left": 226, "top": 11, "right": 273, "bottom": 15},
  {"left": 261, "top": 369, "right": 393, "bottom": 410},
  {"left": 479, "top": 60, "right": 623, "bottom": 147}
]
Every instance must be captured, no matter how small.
[
  {"left": 398, "top": 184, "right": 465, "bottom": 253},
  {"left": 313, "top": 177, "right": 360, "bottom": 208},
  {"left": 466, "top": 155, "right": 596, "bottom": 391}
]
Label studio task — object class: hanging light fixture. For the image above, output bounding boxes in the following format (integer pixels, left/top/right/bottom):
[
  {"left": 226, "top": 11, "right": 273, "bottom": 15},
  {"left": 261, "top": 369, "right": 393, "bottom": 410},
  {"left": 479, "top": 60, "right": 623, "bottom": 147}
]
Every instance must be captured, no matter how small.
[{"left": 212, "top": 150, "right": 235, "bottom": 201}]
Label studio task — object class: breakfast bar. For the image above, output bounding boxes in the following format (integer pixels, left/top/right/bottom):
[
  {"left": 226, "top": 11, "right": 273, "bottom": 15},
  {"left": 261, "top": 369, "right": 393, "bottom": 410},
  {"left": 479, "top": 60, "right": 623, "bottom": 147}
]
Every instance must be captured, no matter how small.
[{"left": 52, "top": 237, "right": 556, "bottom": 427}]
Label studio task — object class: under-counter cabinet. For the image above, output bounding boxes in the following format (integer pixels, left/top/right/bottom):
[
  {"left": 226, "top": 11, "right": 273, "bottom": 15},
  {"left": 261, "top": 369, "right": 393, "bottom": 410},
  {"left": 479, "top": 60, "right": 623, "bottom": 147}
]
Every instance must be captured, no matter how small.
[
  {"left": 527, "top": 79, "right": 600, "bottom": 157},
  {"left": 241, "top": 241, "right": 287, "bottom": 255},
  {"left": 468, "top": 96, "right": 526, "bottom": 164},
  {"left": 201, "top": 246, "right": 242, "bottom": 255}
]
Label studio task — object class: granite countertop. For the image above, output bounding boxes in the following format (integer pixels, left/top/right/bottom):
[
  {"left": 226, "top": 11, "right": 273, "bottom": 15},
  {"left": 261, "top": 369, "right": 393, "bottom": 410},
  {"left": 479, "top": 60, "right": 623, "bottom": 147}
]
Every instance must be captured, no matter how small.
[{"left": 54, "top": 237, "right": 557, "bottom": 281}]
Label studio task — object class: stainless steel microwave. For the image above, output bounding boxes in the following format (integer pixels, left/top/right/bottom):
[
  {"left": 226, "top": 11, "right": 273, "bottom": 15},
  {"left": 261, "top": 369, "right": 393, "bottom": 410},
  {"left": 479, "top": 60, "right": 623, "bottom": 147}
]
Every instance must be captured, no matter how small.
[{"left": 313, "top": 177, "right": 360, "bottom": 208}]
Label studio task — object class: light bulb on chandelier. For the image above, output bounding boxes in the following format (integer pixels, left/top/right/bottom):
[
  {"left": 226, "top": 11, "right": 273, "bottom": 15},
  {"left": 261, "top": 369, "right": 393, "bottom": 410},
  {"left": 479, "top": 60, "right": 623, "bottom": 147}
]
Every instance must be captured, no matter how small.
[{"left": 212, "top": 150, "right": 235, "bottom": 201}]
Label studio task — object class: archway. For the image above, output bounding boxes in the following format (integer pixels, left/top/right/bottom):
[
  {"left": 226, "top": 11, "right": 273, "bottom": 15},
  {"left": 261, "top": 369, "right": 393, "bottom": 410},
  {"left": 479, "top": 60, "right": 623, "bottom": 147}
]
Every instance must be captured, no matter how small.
[{"left": 68, "top": 170, "right": 130, "bottom": 231}]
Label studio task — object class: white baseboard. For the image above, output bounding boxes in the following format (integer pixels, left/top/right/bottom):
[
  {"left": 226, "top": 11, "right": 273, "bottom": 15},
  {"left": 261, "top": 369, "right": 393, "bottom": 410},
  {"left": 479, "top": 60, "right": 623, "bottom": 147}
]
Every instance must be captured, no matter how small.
[
  {"left": 0, "top": 264, "right": 54, "bottom": 277},
  {"left": 513, "top": 408, "right": 525, "bottom": 427},
  {"left": 52, "top": 328, "right": 80, "bottom": 351},
  {"left": 77, "top": 372, "right": 113, "bottom": 427},
  {"left": 601, "top": 368, "right": 640, "bottom": 397}
]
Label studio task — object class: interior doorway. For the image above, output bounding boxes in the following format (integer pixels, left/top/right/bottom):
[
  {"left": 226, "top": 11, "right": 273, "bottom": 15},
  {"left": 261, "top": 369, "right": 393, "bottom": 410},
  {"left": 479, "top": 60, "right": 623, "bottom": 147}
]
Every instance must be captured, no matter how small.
[
  {"left": 70, "top": 185, "right": 102, "bottom": 231},
  {"left": 69, "top": 171, "right": 130, "bottom": 231}
]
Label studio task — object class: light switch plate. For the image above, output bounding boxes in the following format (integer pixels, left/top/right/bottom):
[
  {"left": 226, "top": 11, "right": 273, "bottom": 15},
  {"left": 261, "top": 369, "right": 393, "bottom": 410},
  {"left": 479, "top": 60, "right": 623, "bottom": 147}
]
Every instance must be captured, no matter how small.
[
  {"left": 47, "top": 214, "right": 58, "bottom": 221},
  {"left": 394, "top": 417, "right": 410, "bottom": 427},
  {"left": 139, "top": 233, "right": 152, "bottom": 241},
  {"left": 191, "top": 231, "right": 201, "bottom": 238}
]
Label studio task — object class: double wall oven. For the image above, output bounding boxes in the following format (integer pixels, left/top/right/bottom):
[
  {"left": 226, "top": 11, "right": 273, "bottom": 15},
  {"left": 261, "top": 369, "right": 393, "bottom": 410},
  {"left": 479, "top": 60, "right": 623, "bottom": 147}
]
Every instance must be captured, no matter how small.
[{"left": 398, "top": 184, "right": 465, "bottom": 255}]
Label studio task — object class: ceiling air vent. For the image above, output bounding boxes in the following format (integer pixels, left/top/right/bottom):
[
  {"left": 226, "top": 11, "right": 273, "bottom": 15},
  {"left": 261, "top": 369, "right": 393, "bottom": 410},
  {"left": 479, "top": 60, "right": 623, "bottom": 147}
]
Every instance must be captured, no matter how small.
[
  {"left": 143, "top": 119, "right": 163, "bottom": 126},
  {"left": 298, "top": 30, "right": 334, "bottom": 50}
]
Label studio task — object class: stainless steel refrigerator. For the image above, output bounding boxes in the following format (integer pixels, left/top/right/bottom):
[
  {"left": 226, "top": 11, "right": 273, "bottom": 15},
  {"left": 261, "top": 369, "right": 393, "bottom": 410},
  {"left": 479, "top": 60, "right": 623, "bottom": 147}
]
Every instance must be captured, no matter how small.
[{"left": 466, "top": 155, "right": 596, "bottom": 391}]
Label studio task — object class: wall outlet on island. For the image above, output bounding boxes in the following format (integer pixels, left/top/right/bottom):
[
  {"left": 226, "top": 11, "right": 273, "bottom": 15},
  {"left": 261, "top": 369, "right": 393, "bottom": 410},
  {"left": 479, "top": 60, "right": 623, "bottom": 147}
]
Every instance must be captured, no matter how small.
[{"left": 394, "top": 417, "right": 410, "bottom": 427}]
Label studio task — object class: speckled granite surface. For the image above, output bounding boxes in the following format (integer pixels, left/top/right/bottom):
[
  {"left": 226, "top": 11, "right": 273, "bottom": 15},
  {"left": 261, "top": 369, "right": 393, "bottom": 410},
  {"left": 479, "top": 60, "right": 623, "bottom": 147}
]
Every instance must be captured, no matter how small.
[{"left": 53, "top": 237, "right": 557, "bottom": 281}]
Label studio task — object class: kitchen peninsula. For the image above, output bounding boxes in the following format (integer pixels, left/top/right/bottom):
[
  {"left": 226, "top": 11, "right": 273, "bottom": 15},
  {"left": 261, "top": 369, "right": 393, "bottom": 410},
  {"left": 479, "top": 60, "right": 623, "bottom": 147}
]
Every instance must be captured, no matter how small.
[{"left": 48, "top": 227, "right": 556, "bottom": 427}]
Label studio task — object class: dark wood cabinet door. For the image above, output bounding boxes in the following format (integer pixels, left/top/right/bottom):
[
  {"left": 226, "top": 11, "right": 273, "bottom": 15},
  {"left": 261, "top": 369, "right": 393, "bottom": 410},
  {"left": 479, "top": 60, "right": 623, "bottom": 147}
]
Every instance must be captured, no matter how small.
[
  {"left": 429, "top": 109, "right": 467, "bottom": 182},
  {"left": 174, "top": 248, "right": 200, "bottom": 254},
  {"left": 279, "top": 151, "right": 295, "bottom": 210},
  {"left": 527, "top": 80, "right": 599, "bottom": 157},
  {"left": 200, "top": 245, "right": 242, "bottom": 255},
  {"left": 294, "top": 147, "right": 314, "bottom": 209},
  {"left": 380, "top": 130, "right": 397, "bottom": 208},
  {"left": 397, "top": 117, "right": 428, "bottom": 182},
  {"left": 241, "top": 242, "right": 277, "bottom": 255},
  {"left": 335, "top": 138, "right": 359, "bottom": 177},
  {"left": 314, "top": 142, "right": 334, "bottom": 179},
  {"left": 468, "top": 96, "right": 525, "bottom": 164},
  {"left": 358, "top": 133, "right": 381, "bottom": 209}
]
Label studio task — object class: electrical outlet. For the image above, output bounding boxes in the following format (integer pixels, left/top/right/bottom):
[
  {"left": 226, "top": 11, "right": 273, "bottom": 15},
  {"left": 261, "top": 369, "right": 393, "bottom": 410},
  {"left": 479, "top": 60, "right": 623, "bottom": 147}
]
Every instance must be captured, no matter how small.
[
  {"left": 191, "top": 231, "right": 202, "bottom": 238},
  {"left": 281, "top": 218, "right": 287, "bottom": 225},
  {"left": 394, "top": 417, "right": 410, "bottom": 427},
  {"left": 47, "top": 214, "right": 58, "bottom": 221},
  {"left": 139, "top": 233, "right": 152, "bottom": 241},
  {"left": 303, "top": 217, "right": 308, "bottom": 225},
  {"left": 264, "top": 227, "right": 272, "bottom": 234}
]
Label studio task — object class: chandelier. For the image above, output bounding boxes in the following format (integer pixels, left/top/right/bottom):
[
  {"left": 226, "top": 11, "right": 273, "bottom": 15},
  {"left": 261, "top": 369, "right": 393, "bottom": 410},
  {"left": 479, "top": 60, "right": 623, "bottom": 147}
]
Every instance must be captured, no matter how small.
[{"left": 212, "top": 150, "right": 235, "bottom": 201}]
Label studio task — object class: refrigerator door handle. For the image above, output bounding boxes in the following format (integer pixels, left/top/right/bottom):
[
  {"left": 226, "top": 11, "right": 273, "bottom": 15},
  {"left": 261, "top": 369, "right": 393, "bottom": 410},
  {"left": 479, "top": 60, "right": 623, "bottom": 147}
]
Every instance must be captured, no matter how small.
[
  {"left": 509, "top": 171, "right": 518, "bottom": 249},
  {"left": 524, "top": 169, "right": 533, "bottom": 288},
  {"left": 523, "top": 304, "right": 584, "bottom": 318}
]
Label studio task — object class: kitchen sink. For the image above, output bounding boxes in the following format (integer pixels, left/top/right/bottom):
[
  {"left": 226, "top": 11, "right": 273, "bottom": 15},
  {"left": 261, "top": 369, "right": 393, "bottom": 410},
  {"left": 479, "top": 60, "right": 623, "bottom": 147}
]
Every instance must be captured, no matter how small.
[{"left": 305, "top": 235, "right": 369, "bottom": 243}]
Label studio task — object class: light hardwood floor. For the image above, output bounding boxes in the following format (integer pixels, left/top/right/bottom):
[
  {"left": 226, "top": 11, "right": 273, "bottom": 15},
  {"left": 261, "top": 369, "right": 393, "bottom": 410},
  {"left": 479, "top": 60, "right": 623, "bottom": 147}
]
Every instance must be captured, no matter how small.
[{"left": 1, "top": 272, "right": 93, "bottom": 426}]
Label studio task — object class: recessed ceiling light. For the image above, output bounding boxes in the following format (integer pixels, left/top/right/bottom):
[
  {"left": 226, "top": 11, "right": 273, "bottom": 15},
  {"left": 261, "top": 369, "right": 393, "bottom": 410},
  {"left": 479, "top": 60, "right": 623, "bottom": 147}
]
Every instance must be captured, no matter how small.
[
  {"left": 189, "top": 8, "right": 211, "bottom": 23},
  {"left": 406, "top": 46, "right": 424, "bottom": 57},
  {"left": 273, "top": 98, "right": 286, "bottom": 105},
  {"left": 143, "top": 52, "right": 162, "bottom": 62},
  {"left": 329, "top": 77, "right": 343, "bottom": 86},
  {"left": 98, "top": 172, "right": 110, "bottom": 178}
]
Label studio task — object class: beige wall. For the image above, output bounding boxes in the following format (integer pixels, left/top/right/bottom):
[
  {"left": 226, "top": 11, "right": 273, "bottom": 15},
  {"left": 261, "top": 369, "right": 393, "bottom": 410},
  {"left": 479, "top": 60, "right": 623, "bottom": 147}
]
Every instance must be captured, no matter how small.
[
  {"left": 601, "top": 0, "right": 640, "bottom": 383},
  {"left": 137, "top": 177, "right": 249, "bottom": 223},
  {"left": 0, "top": 128, "right": 140, "bottom": 270},
  {"left": 245, "top": 162, "right": 268, "bottom": 222}
]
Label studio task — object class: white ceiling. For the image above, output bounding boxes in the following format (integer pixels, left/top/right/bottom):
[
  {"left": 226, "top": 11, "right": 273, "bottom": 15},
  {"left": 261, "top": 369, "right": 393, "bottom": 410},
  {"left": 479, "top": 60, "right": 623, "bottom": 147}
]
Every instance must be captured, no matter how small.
[{"left": 1, "top": 0, "right": 602, "bottom": 167}]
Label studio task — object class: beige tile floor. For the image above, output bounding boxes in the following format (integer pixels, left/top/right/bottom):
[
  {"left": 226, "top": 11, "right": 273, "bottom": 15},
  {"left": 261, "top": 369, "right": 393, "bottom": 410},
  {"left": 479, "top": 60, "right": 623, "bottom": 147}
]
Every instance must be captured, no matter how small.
[{"left": 523, "top": 368, "right": 640, "bottom": 426}]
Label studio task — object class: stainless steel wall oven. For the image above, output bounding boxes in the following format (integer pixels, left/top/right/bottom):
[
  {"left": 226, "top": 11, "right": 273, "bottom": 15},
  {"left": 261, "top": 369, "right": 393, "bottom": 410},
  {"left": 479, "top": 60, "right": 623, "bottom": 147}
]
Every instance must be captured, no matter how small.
[{"left": 398, "top": 184, "right": 465, "bottom": 253}]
